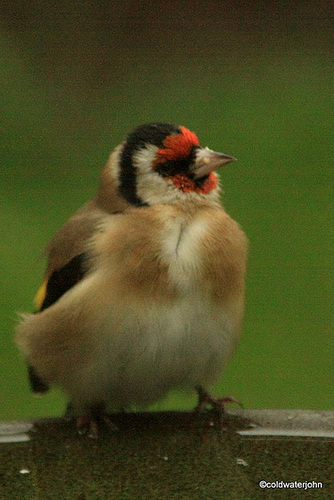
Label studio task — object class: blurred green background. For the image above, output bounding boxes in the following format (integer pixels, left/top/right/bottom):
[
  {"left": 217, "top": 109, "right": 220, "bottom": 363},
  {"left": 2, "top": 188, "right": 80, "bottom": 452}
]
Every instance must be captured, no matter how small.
[{"left": 1, "top": 1, "right": 333, "bottom": 420}]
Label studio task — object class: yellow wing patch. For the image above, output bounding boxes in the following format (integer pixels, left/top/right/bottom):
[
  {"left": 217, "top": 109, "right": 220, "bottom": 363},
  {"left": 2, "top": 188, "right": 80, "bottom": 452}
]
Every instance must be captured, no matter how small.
[{"left": 34, "top": 280, "right": 47, "bottom": 311}]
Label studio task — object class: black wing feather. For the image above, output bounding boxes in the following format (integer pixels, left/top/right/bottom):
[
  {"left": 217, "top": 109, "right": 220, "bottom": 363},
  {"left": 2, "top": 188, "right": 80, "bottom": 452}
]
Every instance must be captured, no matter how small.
[
  {"left": 28, "top": 253, "right": 88, "bottom": 393},
  {"left": 39, "top": 253, "right": 88, "bottom": 311}
]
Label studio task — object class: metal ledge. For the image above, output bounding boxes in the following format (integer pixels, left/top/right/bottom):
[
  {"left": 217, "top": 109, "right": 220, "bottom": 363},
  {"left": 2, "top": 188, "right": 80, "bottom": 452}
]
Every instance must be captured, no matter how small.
[{"left": 1, "top": 410, "right": 333, "bottom": 499}]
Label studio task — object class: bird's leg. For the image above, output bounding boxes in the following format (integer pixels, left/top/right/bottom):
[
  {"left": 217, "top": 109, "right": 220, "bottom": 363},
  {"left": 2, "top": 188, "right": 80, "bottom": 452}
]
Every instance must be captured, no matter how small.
[
  {"left": 194, "top": 385, "right": 243, "bottom": 426},
  {"left": 77, "top": 412, "right": 99, "bottom": 439},
  {"left": 64, "top": 401, "right": 76, "bottom": 420},
  {"left": 76, "top": 403, "right": 118, "bottom": 439}
]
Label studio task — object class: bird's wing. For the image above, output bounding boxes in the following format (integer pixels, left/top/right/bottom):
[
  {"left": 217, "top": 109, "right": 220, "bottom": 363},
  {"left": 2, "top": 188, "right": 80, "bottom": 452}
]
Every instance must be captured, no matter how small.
[
  {"left": 29, "top": 253, "right": 90, "bottom": 393},
  {"left": 36, "top": 253, "right": 88, "bottom": 312},
  {"left": 26, "top": 185, "right": 128, "bottom": 393}
]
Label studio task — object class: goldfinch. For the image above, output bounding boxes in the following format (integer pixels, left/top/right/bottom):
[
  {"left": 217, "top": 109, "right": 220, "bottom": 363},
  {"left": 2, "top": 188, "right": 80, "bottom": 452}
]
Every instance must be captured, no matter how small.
[{"left": 16, "top": 123, "right": 247, "bottom": 438}]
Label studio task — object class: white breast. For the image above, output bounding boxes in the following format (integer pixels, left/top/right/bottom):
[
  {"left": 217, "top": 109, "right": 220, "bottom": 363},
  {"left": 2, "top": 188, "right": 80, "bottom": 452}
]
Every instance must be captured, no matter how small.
[
  {"left": 160, "top": 214, "right": 210, "bottom": 291},
  {"left": 77, "top": 291, "right": 240, "bottom": 410}
]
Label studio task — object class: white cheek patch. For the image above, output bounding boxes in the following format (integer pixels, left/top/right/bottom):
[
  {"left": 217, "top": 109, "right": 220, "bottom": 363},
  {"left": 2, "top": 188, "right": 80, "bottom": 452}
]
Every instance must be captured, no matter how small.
[
  {"left": 132, "top": 145, "right": 159, "bottom": 174},
  {"left": 133, "top": 146, "right": 180, "bottom": 205}
]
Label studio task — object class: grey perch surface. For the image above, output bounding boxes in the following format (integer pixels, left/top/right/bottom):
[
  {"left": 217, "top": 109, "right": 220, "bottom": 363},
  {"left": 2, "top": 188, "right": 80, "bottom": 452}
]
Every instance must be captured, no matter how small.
[{"left": 0, "top": 410, "right": 333, "bottom": 499}]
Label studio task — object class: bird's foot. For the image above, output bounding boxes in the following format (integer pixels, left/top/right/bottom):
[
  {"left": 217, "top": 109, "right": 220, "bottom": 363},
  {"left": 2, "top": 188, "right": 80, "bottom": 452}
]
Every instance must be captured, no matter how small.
[
  {"left": 76, "top": 407, "right": 118, "bottom": 439},
  {"left": 76, "top": 414, "right": 99, "bottom": 439},
  {"left": 194, "top": 386, "right": 243, "bottom": 426}
]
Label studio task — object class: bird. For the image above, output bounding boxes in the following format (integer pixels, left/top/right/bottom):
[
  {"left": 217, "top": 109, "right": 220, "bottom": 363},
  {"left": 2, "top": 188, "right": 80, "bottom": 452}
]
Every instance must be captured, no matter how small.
[{"left": 16, "top": 122, "right": 248, "bottom": 438}]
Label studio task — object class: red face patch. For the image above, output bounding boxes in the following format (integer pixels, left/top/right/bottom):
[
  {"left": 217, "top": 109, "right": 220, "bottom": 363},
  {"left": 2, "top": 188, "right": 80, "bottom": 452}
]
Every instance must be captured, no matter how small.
[
  {"left": 155, "top": 125, "right": 199, "bottom": 163},
  {"left": 166, "top": 172, "right": 218, "bottom": 194}
]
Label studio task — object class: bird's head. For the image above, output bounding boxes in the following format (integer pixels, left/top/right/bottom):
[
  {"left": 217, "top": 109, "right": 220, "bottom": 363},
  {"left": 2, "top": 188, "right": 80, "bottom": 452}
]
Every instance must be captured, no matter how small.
[{"left": 108, "top": 122, "right": 236, "bottom": 206}]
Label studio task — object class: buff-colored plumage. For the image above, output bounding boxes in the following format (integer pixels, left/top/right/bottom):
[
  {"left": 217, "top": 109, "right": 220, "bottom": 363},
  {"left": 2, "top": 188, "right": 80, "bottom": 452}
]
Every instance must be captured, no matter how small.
[
  {"left": 44, "top": 146, "right": 129, "bottom": 276},
  {"left": 16, "top": 123, "right": 247, "bottom": 431}
]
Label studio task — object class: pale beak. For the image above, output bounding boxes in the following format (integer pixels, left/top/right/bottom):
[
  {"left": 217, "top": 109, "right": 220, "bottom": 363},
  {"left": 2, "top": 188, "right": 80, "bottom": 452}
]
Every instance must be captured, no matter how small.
[{"left": 194, "top": 147, "right": 237, "bottom": 179}]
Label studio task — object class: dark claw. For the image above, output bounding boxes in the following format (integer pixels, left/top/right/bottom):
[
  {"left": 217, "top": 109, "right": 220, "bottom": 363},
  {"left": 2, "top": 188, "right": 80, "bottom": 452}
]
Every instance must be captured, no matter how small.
[
  {"left": 76, "top": 406, "right": 118, "bottom": 439},
  {"left": 194, "top": 385, "right": 243, "bottom": 427}
]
